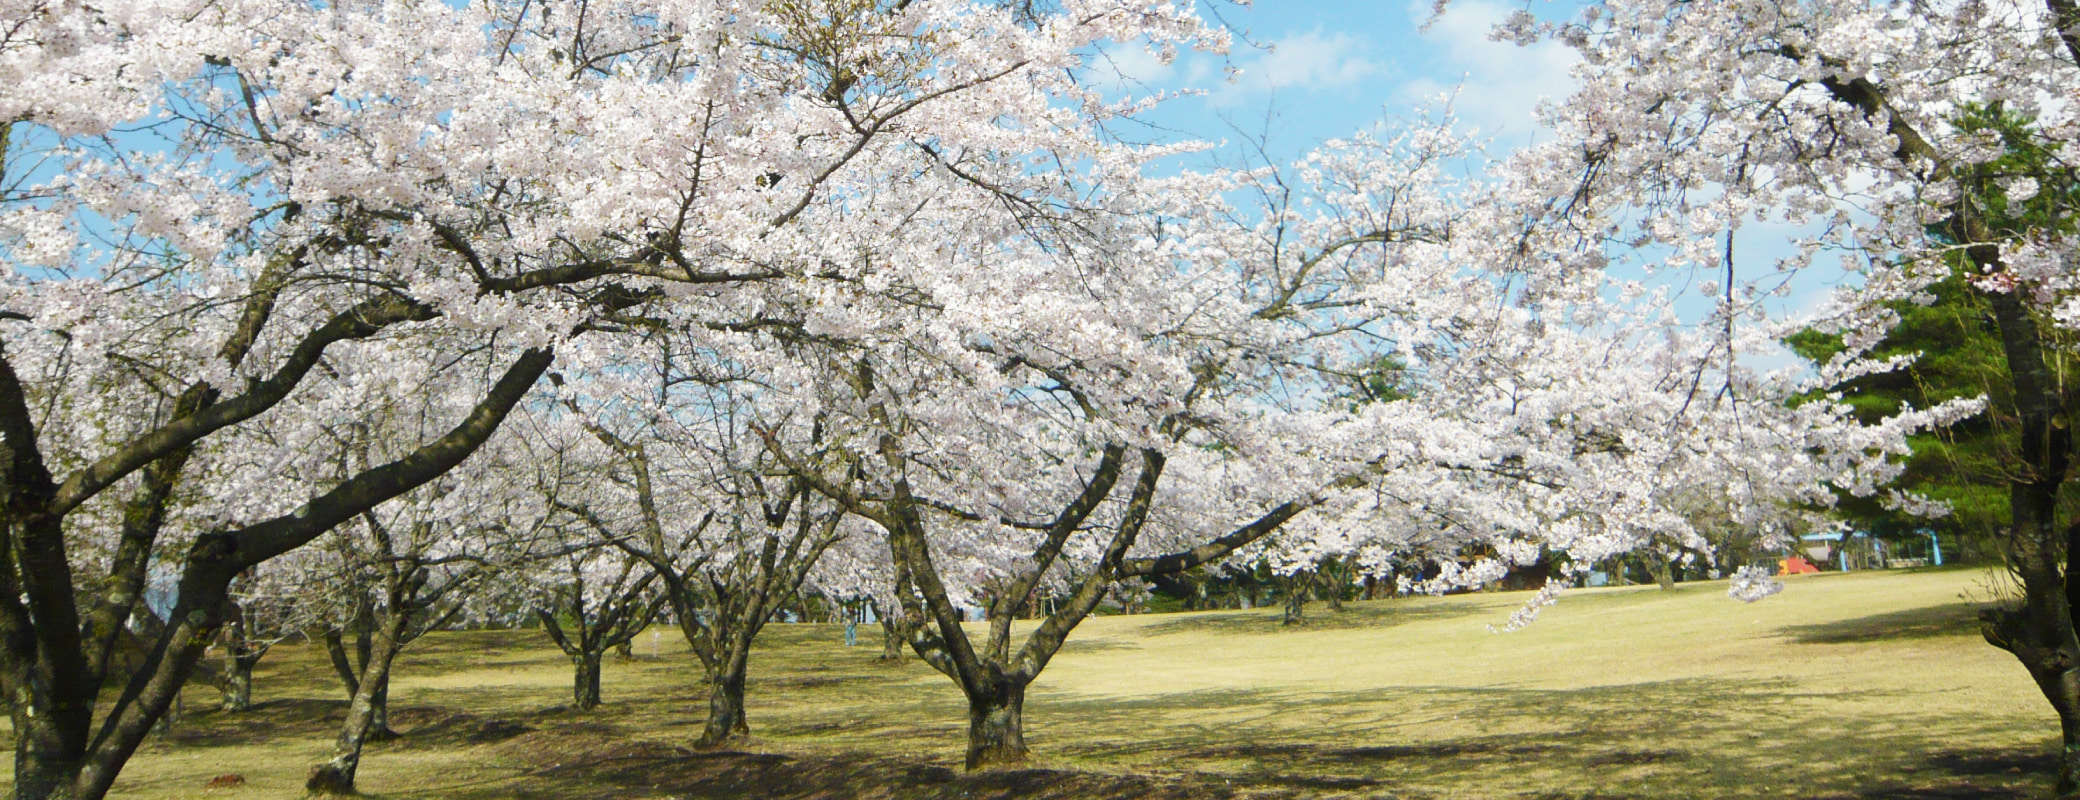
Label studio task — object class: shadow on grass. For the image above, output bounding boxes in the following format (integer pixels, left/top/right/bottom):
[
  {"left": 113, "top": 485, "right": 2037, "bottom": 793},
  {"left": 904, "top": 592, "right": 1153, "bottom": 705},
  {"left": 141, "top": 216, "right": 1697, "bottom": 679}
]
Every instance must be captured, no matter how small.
[
  {"left": 473, "top": 745, "right": 1247, "bottom": 800},
  {"left": 384, "top": 707, "right": 539, "bottom": 749},
  {"left": 1924, "top": 747, "right": 2055, "bottom": 776},
  {"left": 1782, "top": 604, "right": 1986, "bottom": 645},
  {"left": 1029, "top": 678, "right": 2052, "bottom": 800},
  {"left": 387, "top": 731, "right": 2060, "bottom": 800},
  {"left": 161, "top": 697, "right": 346, "bottom": 748},
  {"left": 1138, "top": 600, "right": 1484, "bottom": 636},
  {"left": 1814, "top": 749, "right": 2044, "bottom": 800},
  {"left": 754, "top": 671, "right": 908, "bottom": 691},
  {"left": 82, "top": 584, "right": 2056, "bottom": 800},
  {"left": 1058, "top": 638, "right": 1135, "bottom": 653},
  {"left": 109, "top": 669, "right": 2059, "bottom": 800}
]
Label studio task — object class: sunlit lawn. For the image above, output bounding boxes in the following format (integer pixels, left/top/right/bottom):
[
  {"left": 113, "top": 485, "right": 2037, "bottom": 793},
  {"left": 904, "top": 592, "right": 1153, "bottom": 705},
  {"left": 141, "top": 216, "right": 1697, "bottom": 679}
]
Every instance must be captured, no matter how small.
[{"left": 6, "top": 566, "right": 2052, "bottom": 799}]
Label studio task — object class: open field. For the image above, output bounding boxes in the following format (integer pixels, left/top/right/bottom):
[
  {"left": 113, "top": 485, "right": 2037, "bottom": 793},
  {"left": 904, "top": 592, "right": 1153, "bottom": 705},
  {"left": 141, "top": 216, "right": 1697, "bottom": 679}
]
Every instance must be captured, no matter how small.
[{"left": 5, "top": 567, "right": 2055, "bottom": 799}]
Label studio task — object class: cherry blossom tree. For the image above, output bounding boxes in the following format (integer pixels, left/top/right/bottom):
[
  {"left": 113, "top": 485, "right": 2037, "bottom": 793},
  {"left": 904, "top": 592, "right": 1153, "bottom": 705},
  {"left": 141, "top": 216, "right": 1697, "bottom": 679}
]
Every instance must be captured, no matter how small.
[
  {"left": 213, "top": 563, "right": 309, "bottom": 712},
  {"left": 544, "top": 375, "right": 854, "bottom": 748},
  {"left": 299, "top": 502, "right": 543, "bottom": 795},
  {"left": 530, "top": 546, "right": 666, "bottom": 712},
  {"left": 805, "top": 528, "right": 912, "bottom": 660},
  {"left": 1472, "top": 0, "right": 2080, "bottom": 789},
  {"left": 229, "top": 362, "right": 569, "bottom": 795},
  {"left": 727, "top": 91, "right": 1969, "bottom": 768},
  {"left": 712, "top": 117, "right": 1497, "bottom": 768},
  {"left": 0, "top": 0, "right": 1223, "bottom": 796},
  {"left": 498, "top": 411, "right": 671, "bottom": 711}
]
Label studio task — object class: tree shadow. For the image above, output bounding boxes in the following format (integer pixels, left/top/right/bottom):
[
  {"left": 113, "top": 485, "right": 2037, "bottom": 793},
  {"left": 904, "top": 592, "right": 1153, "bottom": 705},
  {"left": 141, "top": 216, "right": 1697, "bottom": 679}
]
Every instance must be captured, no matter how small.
[
  {"left": 1138, "top": 601, "right": 1484, "bottom": 636},
  {"left": 1813, "top": 744, "right": 2047, "bottom": 800},
  {"left": 1782, "top": 604, "right": 1986, "bottom": 645},
  {"left": 384, "top": 707, "right": 540, "bottom": 749},
  {"left": 1057, "top": 638, "right": 1134, "bottom": 653},
  {"left": 159, "top": 697, "right": 345, "bottom": 748},
  {"left": 68, "top": 595, "right": 2058, "bottom": 800},
  {"left": 484, "top": 746, "right": 1246, "bottom": 800},
  {"left": 1029, "top": 678, "right": 2051, "bottom": 800}
]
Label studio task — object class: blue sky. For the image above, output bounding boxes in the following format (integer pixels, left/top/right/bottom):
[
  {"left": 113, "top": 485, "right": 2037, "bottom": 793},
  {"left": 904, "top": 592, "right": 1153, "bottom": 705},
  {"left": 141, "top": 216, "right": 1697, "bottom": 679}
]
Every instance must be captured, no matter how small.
[
  {"left": 1097, "top": 2, "right": 1846, "bottom": 366},
  {"left": 1096, "top": 0, "right": 1581, "bottom": 162}
]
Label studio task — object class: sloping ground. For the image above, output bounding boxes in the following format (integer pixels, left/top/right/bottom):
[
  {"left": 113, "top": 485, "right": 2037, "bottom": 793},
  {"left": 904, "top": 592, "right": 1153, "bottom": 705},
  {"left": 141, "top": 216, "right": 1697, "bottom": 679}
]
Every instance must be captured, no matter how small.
[{"left": 2, "top": 567, "right": 2052, "bottom": 799}]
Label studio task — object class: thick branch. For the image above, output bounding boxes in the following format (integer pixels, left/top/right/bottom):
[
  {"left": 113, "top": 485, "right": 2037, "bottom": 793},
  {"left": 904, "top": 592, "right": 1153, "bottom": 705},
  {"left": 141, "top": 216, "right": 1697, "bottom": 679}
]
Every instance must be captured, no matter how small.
[
  {"left": 51, "top": 295, "right": 437, "bottom": 516},
  {"left": 226, "top": 347, "right": 553, "bottom": 566}
]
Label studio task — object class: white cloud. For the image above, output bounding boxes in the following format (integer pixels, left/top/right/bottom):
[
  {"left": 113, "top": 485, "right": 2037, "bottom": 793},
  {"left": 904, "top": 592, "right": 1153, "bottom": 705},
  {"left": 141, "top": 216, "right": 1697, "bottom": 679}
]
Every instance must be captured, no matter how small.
[
  {"left": 1209, "top": 30, "right": 1385, "bottom": 108},
  {"left": 1091, "top": 40, "right": 1178, "bottom": 93},
  {"left": 1395, "top": 0, "right": 1579, "bottom": 142}
]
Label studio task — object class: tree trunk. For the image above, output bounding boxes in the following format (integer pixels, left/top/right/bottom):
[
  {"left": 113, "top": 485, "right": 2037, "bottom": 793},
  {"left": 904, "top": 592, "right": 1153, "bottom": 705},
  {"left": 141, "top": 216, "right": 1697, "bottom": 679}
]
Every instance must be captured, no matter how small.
[
  {"left": 1320, "top": 567, "right": 1345, "bottom": 612},
  {"left": 306, "top": 634, "right": 402, "bottom": 794},
  {"left": 2061, "top": 714, "right": 2080, "bottom": 799},
  {"left": 1967, "top": 285, "right": 2080, "bottom": 796},
  {"left": 1981, "top": 509, "right": 2080, "bottom": 796},
  {"left": 220, "top": 653, "right": 257, "bottom": 712},
  {"left": 1281, "top": 574, "right": 1307, "bottom": 626},
  {"left": 963, "top": 681, "right": 1029, "bottom": 770},
  {"left": 323, "top": 630, "right": 360, "bottom": 698},
  {"left": 695, "top": 665, "right": 750, "bottom": 748},
  {"left": 878, "top": 616, "right": 904, "bottom": 662},
  {"left": 1646, "top": 551, "right": 1675, "bottom": 591},
  {"left": 1984, "top": 587, "right": 2080, "bottom": 795},
  {"left": 367, "top": 674, "right": 395, "bottom": 742},
  {"left": 12, "top": 718, "right": 86, "bottom": 800},
  {"left": 572, "top": 651, "right": 603, "bottom": 711},
  {"left": 152, "top": 693, "right": 182, "bottom": 740}
]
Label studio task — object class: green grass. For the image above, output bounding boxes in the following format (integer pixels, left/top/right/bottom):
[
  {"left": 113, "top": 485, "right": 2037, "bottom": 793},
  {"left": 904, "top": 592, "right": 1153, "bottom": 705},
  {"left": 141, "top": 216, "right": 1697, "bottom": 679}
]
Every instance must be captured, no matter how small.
[{"left": 5, "top": 567, "right": 2056, "bottom": 799}]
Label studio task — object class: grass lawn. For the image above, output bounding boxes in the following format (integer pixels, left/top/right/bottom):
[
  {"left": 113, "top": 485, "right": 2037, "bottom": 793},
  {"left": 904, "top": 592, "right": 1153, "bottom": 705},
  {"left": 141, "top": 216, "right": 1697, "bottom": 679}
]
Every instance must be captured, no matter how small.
[{"left": 5, "top": 566, "right": 2053, "bottom": 799}]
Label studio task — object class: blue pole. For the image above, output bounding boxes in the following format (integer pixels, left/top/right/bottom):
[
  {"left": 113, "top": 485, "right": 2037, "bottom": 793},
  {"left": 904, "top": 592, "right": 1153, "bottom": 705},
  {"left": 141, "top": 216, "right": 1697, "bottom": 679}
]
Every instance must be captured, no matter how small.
[{"left": 1929, "top": 530, "right": 1943, "bottom": 566}]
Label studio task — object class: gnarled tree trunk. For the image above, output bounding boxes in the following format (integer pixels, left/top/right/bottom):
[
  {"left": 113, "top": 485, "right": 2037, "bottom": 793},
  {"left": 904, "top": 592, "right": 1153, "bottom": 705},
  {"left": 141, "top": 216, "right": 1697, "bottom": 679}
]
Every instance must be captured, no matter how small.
[
  {"left": 321, "top": 615, "right": 398, "bottom": 740},
  {"left": 572, "top": 652, "right": 603, "bottom": 711},
  {"left": 839, "top": 444, "right": 1312, "bottom": 772},
  {"left": 1967, "top": 265, "right": 2080, "bottom": 795},
  {"left": 220, "top": 653, "right": 259, "bottom": 712},
  {"left": 1320, "top": 565, "right": 1345, "bottom": 613},
  {"left": 533, "top": 557, "right": 662, "bottom": 713},
  {"left": 217, "top": 612, "right": 271, "bottom": 712},
  {"left": 565, "top": 441, "right": 842, "bottom": 754},
  {"left": 696, "top": 661, "right": 752, "bottom": 748},
  {"left": 1646, "top": 552, "right": 1675, "bottom": 591},
  {"left": 306, "top": 614, "right": 406, "bottom": 795},
  {"left": 963, "top": 677, "right": 1030, "bottom": 770},
  {"left": 877, "top": 610, "right": 905, "bottom": 662},
  {"left": 12, "top": 718, "right": 86, "bottom": 800},
  {"left": 1281, "top": 572, "right": 1309, "bottom": 626},
  {"left": 0, "top": 346, "right": 549, "bottom": 800}
]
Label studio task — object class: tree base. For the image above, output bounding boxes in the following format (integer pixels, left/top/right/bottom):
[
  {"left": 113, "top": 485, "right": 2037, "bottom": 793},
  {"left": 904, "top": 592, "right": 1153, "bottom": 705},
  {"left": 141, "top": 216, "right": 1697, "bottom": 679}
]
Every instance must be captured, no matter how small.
[
  {"left": 963, "top": 740, "right": 1030, "bottom": 771},
  {"left": 305, "top": 763, "right": 356, "bottom": 795},
  {"left": 694, "top": 719, "right": 752, "bottom": 750},
  {"left": 964, "top": 693, "right": 1028, "bottom": 771},
  {"left": 692, "top": 734, "right": 748, "bottom": 750}
]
